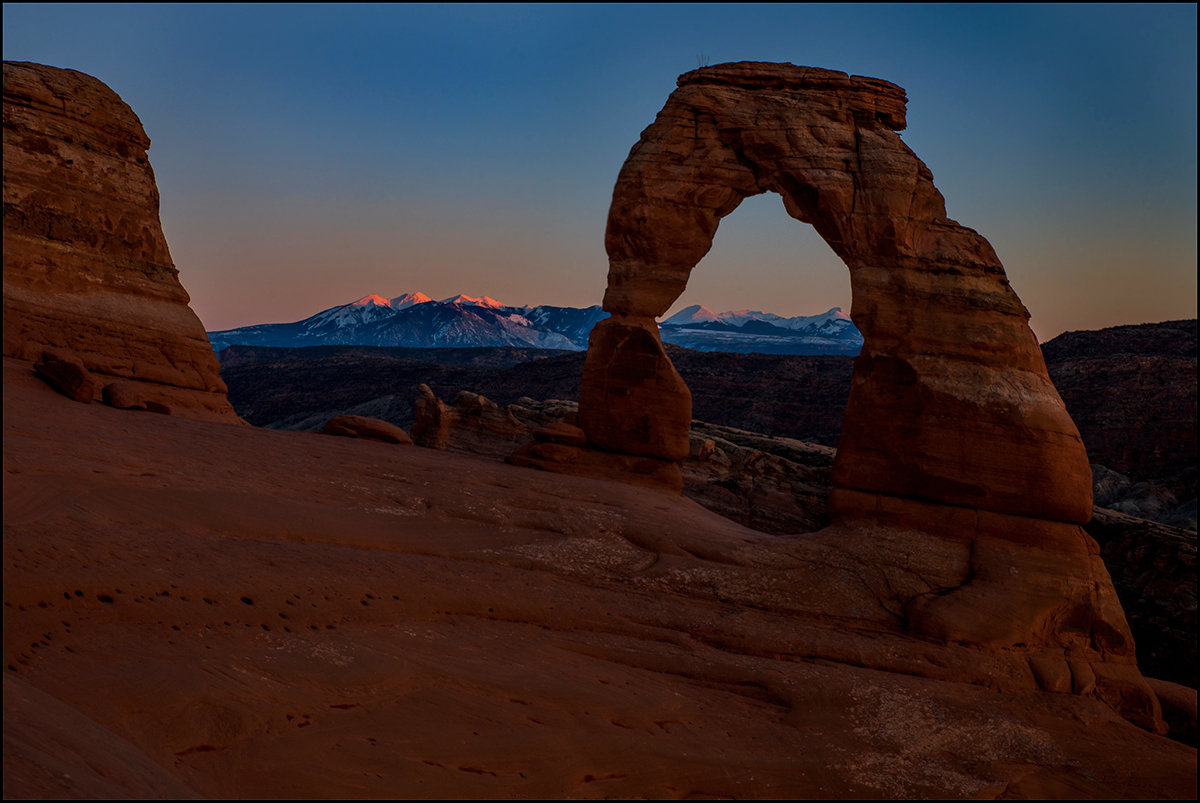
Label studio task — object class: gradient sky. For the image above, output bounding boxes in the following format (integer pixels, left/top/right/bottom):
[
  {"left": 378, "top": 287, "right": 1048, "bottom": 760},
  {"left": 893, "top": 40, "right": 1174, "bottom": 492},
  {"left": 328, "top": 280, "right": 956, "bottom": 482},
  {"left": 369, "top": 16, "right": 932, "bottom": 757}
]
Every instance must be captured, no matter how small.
[{"left": 4, "top": 4, "right": 1197, "bottom": 340}]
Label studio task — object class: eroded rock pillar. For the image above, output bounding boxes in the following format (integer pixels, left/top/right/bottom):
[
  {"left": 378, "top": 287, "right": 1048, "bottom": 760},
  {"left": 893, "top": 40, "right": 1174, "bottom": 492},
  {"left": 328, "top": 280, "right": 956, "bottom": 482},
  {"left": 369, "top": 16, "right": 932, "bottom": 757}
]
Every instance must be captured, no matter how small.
[{"left": 577, "top": 316, "right": 691, "bottom": 461}]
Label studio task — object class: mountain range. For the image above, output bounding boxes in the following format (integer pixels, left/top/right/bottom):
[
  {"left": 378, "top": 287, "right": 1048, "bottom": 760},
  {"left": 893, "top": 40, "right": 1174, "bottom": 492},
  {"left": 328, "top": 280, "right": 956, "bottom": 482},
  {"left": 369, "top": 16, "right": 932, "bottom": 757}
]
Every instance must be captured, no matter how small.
[
  {"left": 207, "top": 294, "right": 864, "bottom": 356},
  {"left": 207, "top": 294, "right": 605, "bottom": 352},
  {"left": 658, "top": 304, "right": 862, "bottom": 355}
]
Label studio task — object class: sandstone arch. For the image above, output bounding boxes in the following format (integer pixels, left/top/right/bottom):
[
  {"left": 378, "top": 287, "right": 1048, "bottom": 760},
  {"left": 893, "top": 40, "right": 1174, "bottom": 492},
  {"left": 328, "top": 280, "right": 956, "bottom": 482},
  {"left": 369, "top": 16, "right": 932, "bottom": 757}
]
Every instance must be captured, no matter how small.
[
  {"left": 575, "top": 63, "right": 1161, "bottom": 729},
  {"left": 580, "top": 61, "right": 1091, "bottom": 523}
]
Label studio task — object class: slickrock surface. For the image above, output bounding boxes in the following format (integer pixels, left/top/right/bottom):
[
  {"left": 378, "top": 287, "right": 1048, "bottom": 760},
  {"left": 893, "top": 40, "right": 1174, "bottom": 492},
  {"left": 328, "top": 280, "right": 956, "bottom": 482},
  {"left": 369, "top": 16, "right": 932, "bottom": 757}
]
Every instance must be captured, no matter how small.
[
  {"left": 397, "top": 389, "right": 1200, "bottom": 707},
  {"left": 4, "top": 357, "right": 1195, "bottom": 798},
  {"left": 2, "top": 62, "right": 238, "bottom": 423}
]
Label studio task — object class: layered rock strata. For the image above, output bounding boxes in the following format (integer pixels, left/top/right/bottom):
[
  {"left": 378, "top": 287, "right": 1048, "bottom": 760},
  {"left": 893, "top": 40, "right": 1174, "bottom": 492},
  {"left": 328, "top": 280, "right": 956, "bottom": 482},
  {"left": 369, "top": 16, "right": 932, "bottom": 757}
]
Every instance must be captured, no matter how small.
[
  {"left": 2, "top": 61, "right": 239, "bottom": 423},
  {"left": 569, "top": 62, "right": 1158, "bottom": 729}
]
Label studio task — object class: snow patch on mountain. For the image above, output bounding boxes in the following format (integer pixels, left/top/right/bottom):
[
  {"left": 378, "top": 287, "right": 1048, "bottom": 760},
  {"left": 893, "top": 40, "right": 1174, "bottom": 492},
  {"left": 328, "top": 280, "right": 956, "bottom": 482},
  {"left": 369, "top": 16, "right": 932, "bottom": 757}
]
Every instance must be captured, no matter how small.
[
  {"left": 208, "top": 292, "right": 604, "bottom": 352},
  {"left": 351, "top": 294, "right": 392, "bottom": 307},
  {"left": 662, "top": 304, "right": 723, "bottom": 325},
  {"left": 439, "top": 294, "right": 506, "bottom": 309},
  {"left": 390, "top": 292, "right": 433, "bottom": 309}
]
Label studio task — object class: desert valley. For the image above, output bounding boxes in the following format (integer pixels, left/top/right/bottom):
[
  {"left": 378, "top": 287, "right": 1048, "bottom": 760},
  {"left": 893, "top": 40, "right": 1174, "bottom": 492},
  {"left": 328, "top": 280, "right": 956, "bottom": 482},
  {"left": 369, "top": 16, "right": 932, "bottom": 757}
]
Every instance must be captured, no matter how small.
[{"left": 3, "top": 57, "right": 1196, "bottom": 801}]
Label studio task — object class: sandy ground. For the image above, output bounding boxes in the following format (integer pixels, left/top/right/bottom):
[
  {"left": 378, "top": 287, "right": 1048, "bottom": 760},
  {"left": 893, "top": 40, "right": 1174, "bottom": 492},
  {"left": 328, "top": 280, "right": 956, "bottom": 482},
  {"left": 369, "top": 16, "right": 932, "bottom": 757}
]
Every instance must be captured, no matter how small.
[{"left": 3, "top": 356, "right": 1195, "bottom": 799}]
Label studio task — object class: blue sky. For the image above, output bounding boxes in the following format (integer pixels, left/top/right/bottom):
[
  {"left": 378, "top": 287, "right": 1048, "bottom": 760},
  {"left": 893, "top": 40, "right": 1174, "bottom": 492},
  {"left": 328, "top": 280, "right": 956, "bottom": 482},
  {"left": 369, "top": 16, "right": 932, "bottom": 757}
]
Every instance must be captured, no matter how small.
[{"left": 4, "top": 3, "right": 1196, "bottom": 339}]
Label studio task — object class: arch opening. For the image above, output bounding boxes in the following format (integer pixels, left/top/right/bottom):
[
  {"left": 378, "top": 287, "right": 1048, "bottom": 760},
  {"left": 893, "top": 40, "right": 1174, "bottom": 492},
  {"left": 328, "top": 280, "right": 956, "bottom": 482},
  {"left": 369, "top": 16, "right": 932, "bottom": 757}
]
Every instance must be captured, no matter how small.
[{"left": 660, "top": 191, "right": 853, "bottom": 331}]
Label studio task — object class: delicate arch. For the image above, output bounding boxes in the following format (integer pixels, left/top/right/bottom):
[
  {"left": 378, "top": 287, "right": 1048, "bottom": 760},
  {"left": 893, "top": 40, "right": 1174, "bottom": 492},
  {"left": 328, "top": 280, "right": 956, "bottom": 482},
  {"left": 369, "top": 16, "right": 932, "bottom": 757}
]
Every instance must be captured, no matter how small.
[{"left": 577, "top": 62, "right": 1092, "bottom": 525}]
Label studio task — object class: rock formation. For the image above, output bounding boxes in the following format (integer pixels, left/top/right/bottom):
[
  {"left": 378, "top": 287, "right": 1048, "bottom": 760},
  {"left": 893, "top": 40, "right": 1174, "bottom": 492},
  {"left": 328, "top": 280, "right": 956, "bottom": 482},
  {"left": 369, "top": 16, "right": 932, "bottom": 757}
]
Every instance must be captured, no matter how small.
[
  {"left": 568, "top": 62, "right": 1159, "bottom": 730},
  {"left": 580, "top": 61, "right": 1089, "bottom": 517},
  {"left": 322, "top": 415, "right": 412, "bottom": 444},
  {"left": 2, "top": 62, "right": 239, "bottom": 423},
  {"left": 681, "top": 421, "right": 835, "bottom": 535},
  {"left": 32, "top": 352, "right": 95, "bottom": 404},
  {"left": 100, "top": 380, "right": 147, "bottom": 410},
  {"left": 412, "top": 385, "right": 535, "bottom": 458}
]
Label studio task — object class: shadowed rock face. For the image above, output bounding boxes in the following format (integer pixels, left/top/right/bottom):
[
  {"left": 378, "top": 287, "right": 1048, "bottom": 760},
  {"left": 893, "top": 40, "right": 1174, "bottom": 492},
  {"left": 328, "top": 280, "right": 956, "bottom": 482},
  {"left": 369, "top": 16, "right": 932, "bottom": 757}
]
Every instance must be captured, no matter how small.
[
  {"left": 2, "top": 61, "right": 239, "bottom": 423},
  {"left": 575, "top": 62, "right": 1159, "bottom": 728}
]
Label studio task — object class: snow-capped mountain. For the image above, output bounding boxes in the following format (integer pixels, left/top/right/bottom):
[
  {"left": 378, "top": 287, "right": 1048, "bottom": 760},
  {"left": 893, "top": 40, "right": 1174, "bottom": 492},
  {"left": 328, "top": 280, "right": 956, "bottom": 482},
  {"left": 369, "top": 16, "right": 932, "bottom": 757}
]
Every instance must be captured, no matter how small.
[
  {"left": 303, "top": 295, "right": 406, "bottom": 329},
  {"left": 662, "top": 304, "right": 855, "bottom": 332},
  {"left": 348, "top": 302, "right": 584, "bottom": 350},
  {"left": 659, "top": 304, "right": 862, "bottom": 355},
  {"left": 207, "top": 294, "right": 862, "bottom": 356},
  {"left": 207, "top": 294, "right": 607, "bottom": 353}
]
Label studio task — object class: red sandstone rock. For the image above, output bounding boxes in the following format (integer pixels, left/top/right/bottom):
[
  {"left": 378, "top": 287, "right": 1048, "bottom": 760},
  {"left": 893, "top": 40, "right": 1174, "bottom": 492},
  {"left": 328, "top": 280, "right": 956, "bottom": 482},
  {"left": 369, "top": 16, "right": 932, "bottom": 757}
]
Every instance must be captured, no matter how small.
[
  {"left": 33, "top": 360, "right": 94, "bottom": 403},
  {"left": 2, "top": 61, "right": 240, "bottom": 424},
  {"left": 323, "top": 415, "right": 412, "bottom": 445},
  {"left": 576, "top": 316, "right": 692, "bottom": 461},
  {"left": 680, "top": 425, "right": 833, "bottom": 535},
  {"left": 583, "top": 61, "right": 1090, "bottom": 523},
  {"left": 102, "top": 381, "right": 147, "bottom": 410},
  {"left": 1145, "top": 678, "right": 1198, "bottom": 746},
  {"left": 531, "top": 422, "right": 587, "bottom": 446},
  {"left": 144, "top": 400, "right": 171, "bottom": 416},
  {"left": 507, "top": 440, "right": 685, "bottom": 493},
  {"left": 40, "top": 347, "right": 85, "bottom": 368},
  {"left": 413, "top": 386, "right": 534, "bottom": 458},
  {"left": 411, "top": 384, "right": 452, "bottom": 449}
]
